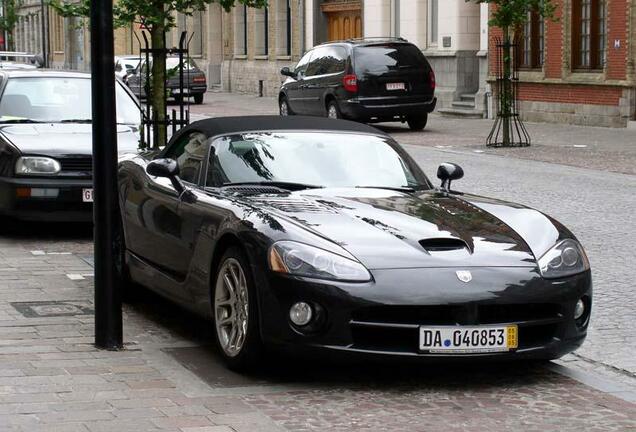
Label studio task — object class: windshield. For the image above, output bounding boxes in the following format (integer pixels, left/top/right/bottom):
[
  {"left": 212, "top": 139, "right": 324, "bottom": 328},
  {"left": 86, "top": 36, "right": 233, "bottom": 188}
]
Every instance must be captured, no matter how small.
[
  {"left": 166, "top": 57, "right": 199, "bottom": 70},
  {"left": 209, "top": 132, "right": 430, "bottom": 190},
  {"left": 0, "top": 77, "right": 141, "bottom": 124},
  {"left": 122, "top": 58, "right": 140, "bottom": 70},
  {"left": 354, "top": 44, "right": 428, "bottom": 75}
]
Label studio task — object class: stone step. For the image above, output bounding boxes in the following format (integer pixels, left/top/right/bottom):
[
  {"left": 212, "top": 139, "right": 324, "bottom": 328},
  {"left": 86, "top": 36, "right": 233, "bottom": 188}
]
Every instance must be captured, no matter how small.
[
  {"left": 437, "top": 108, "right": 485, "bottom": 119},
  {"left": 452, "top": 100, "right": 476, "bottom": 109},
  {"left": 460, "top": 93, "right": 477, "bottom": 101}
]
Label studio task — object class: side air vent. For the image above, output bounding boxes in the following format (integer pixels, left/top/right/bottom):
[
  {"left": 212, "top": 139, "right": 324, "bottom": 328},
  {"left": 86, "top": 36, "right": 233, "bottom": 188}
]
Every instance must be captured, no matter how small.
[{"left": 419, "top": 238, "right": 469, "bottom": 253}]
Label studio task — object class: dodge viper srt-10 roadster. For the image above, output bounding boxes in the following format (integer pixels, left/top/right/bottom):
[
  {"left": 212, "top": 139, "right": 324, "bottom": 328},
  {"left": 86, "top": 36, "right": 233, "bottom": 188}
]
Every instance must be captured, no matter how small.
[{"left": 116, "top": 116, "right": 591, "bottom": 370}]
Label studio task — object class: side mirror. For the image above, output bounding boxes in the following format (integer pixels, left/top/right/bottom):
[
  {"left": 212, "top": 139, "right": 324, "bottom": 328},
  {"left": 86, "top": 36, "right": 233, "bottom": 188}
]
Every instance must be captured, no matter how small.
[
  {"left": 147, "top": 158, "right": 185, "bottom": 194},
  {"left": 280, "top": 67, "right": 296, "bottom": 78},
  {"left": 437, "top": 162, "right": 464, "bottom": 192}
]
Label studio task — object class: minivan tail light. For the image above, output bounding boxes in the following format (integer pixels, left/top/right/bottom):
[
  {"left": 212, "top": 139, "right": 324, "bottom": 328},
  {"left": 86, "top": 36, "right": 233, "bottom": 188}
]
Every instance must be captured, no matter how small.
[
  {"left": 429, "top": 70, "right": 436, "bottom": 91},
  {"left": 193, "top": 76, "right": 206, "bottom": 83},
  {"left": 343, "top": 74, "right": 358, "bottom": 92}
]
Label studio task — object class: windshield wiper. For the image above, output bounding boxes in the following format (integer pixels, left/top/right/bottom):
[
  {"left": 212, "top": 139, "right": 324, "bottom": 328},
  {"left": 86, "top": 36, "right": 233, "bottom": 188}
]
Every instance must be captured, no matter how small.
[
  {"left": 0, "top": 118, "right": 44, "bottom": 124},
  {"left": 223, "top": 181, "right": 323, "bottom": 191},
  {"left": 356, "top": 186, "right": 416, "bottom": 193}
]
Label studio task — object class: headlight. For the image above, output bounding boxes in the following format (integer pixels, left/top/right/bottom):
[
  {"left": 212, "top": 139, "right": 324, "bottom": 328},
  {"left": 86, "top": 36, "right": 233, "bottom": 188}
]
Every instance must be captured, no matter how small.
[
  {"left": 269, "top": 241, "right": 371, "bottom": 282},
  {"left": 15, "top": 156, "right": 61, "bottom": 175},
  {"left": 538, "top": 239, "right": 590, "bottom": 279}
]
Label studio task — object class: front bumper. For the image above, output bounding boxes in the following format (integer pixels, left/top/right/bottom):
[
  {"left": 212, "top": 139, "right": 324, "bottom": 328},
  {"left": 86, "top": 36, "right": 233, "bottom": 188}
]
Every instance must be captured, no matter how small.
[
  {"left": 0, "top": 176, "right": 93, "bottom": 222},
  {"left": 258, "top": 266, "right": 592, "bottom": 361},
  {"left": 339, "top": 96, "right": 437, "bottom": 121}
]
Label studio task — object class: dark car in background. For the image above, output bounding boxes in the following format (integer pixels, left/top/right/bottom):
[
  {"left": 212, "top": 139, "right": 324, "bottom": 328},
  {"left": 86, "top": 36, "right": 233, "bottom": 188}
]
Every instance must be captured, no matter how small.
[
  {"left": 0, "top": 70, "right": 141, "bottom": 222},
  {"left": 127, "top": 56, "right": 207, "bottom": 104},
  {"left": 279, "top": 38, "right": 436, "bottom": 130}
]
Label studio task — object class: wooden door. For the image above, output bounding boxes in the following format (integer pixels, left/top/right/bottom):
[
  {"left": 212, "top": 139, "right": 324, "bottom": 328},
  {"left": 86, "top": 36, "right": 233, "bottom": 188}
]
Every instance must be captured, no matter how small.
[{"left": 326, "top": 11, "right": 362, "bottom": 41}]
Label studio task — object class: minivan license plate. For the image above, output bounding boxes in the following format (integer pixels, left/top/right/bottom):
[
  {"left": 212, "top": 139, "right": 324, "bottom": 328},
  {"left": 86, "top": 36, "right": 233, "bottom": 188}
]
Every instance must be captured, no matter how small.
[
  {"left": 386, "top": 82, "right": 405, "bottom": 91},
  {"left": 419, "top": 325, "right": 518, "bottom": 353}
]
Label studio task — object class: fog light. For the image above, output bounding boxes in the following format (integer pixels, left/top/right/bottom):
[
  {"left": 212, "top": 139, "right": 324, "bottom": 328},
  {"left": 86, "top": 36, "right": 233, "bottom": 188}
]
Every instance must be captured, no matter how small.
[
  {"left": 289, "top": 302, "right": 313, "bottom": 326},
  {"left": 574, "top": 299, "right": 585, "bottom": 320}
]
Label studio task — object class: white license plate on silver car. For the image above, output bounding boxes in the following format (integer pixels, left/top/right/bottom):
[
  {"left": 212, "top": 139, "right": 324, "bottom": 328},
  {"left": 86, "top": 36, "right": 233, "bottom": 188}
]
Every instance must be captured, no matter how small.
[
  {"left": 419, "top": 325, "right": 518, "bottom": 353},
  {"left": 386, "top": 82, "right": 405, "bottom": 91},
  {"left": 82, "top": 188, "right": 94, "bottom": 203}
]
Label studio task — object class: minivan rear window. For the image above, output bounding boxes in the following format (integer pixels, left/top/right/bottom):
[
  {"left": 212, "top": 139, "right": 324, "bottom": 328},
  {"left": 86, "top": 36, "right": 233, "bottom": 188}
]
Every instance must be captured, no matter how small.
[{"left": 354, "top": 44, "right": 428, "bottom": 76}]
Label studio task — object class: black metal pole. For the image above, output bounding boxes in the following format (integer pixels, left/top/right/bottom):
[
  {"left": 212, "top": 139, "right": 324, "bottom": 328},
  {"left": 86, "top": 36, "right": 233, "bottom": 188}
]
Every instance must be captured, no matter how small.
[
  {"left": 91, "top": 0, "right": 123, "bottom": 349},
  {"left": 40, "top": 0, "right": 47, "bottom": 67}
]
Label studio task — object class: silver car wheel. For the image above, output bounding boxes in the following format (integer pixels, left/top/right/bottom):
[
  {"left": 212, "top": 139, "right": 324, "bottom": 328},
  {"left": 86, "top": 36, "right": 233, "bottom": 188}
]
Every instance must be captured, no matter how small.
[
  {"left": 280, "top": 100, "right": 289, "bottom": 116},
  {"left": 214, "top": 258, "right": 249, "bottom": 358},
  {"left": 327, "top": 104, "right": 338, "bottom": 119}
]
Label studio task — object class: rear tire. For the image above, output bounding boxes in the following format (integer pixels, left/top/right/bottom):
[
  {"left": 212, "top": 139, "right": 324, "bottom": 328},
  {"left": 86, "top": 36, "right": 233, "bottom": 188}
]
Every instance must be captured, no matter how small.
[
  {"left": 279, "top": 96, "right": 293, "bottom": 116},
  {"left": 326, "top": 100, "right": 341, "bottom": 119},
  {"left": 173, "top": 95, "right": 183, "bottom": 104},
  {"left": 212, "top": 246, "right": 263, "bottom": 372},
  {"left": 407, "top": 113, "right": 428, "bottom": 131},
  {"left": 193, "top": 94, "right": 204, "bottom": 105}
]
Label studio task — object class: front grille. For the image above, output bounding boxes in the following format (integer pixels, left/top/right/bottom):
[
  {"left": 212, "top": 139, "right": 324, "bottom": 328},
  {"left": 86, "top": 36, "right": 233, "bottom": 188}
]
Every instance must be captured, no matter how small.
[
  {"left": 60, "top": 157, "right": 92, "bottom": 173},
  {"left": 350, "top": 304, "right": 563, "bottom": 354},
  {"left": 352, "top": 304, "right": 561, "bottom": 326}
]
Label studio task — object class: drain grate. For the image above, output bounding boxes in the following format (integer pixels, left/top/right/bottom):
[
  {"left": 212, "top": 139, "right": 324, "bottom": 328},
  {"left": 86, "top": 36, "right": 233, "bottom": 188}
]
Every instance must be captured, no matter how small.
[{"left": 11, "top": 300, "right": 94, "bottom": 318}]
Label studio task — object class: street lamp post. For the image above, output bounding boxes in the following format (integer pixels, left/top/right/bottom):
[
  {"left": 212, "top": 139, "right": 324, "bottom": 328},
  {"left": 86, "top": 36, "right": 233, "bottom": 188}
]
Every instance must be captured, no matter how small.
[{"left": 91, "top": 0, "right": 123, "bottom": 349}]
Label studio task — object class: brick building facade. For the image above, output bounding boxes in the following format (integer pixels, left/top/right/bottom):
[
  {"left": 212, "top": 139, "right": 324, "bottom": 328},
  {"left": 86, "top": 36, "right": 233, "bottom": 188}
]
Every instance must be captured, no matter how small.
[{"left": 489, "top": 0, "right": 636, "bottom": 127}]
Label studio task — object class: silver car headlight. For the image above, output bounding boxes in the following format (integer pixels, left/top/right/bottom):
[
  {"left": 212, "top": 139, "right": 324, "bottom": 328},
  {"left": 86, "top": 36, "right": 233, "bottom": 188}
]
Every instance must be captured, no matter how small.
[
  {"left": 269, "top": 241, "right": 372, "bottom": 282},
  {"left": 538, "top": 239, "right": 590, "bottom": 279},
  {"left": 15, "top": 156, "right": 61, "bottom": 175}
]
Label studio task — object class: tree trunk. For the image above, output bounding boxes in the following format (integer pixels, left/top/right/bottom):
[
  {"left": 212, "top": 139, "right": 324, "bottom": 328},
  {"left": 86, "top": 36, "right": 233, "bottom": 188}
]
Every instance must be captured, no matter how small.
[
  {"left": 502, "top": 26, "right": 511, "bottom": 146},
  {"left": 150, "top": 24, "right": 166, "bottom": 148}
]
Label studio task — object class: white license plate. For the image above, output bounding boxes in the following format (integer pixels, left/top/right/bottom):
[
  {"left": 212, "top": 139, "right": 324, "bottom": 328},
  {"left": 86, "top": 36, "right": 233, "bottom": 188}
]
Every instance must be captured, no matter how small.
[
  {"left": 386, "top": 82, "right": 405, "bottom": 91},
  {"left": 419, "top": 325, "right": 518, "bottom": 353},
  {"left": 82, "top": 188, "right": 94, "bottom": 203}
]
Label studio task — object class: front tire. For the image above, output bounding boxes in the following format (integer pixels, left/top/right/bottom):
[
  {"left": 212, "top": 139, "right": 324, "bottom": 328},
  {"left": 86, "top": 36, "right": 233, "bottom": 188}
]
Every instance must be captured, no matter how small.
[
  {"left": 212, "top": 247, "right": 262, "bottom": 371},
  {"left": 326, "top": 100, "right": 341, "bottom": 119},
  {"left": 193, "top": 94, "right": 204, "bottom": 104},
  {"left": 114, "top": 217, "right": 139, "bottom": 302},
  {"left": 407, "top": 113, "right": 428, "bottom": 131},
  {"left": 279, "top": 96, "right": 293, "bottom": 116}
]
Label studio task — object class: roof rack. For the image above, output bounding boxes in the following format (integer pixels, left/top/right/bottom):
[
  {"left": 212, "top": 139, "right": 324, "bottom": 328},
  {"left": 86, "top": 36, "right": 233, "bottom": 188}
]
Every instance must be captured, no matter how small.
[{"left": 318, "top": 36, "right": 409, "bottom": 46}]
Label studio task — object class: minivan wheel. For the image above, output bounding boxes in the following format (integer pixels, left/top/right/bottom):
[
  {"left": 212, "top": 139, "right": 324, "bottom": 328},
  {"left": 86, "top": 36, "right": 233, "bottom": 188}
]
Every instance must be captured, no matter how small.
[
  {"left": 279, "top": 97, "right": 293, "bottom": 116},
  {"left": 327, "top": 100, "right": 341, "bottom": 119},
  {"left": 407, "top": 114, "right": 428, "bottom": 131},
  {"left": 194, "top": 94, "right": 204, "bottom": 104},
  {"left": 212, "top": 247, "right": 262, "bottom": 371}
]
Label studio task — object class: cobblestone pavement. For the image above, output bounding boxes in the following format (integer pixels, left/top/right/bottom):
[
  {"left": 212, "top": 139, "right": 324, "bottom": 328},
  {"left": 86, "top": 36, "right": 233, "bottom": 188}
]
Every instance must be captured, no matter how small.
[{"left": 190, "top": 92, "right": 636, "bottom": 175}]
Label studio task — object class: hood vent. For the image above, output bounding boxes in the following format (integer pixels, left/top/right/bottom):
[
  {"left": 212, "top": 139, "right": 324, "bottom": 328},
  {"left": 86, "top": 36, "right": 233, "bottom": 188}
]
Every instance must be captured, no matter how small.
[
  {"left": 248, "top": 197, "right": 337, "bottom": 214},
  {"left": 419, "top": 238, "right": 469, "bottom": 253}
]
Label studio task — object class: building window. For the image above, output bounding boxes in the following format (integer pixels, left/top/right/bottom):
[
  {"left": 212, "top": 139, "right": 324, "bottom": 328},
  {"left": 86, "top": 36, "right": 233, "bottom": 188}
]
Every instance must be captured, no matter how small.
[
  {"left": 234, "top": 5, "right": 247, "bottom": 56},
  {"left": 276, "top": 0, "right": 291, "bottom": 56},
  {"left": 429, "top": 0, "right": 438, "bottom": 45},
  {"left": 518, "top": 9, "right": 544, "bottom": 69},
  {"left": 254, "top": 7, "right": 268, "bottom": 56},
  {"left": 572, "top": 0, "right": 606, "bottom": 70}
]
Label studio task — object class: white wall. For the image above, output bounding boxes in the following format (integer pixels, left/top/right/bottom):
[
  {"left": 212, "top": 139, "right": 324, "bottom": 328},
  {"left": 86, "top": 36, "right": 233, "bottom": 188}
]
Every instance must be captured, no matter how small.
[
  {"left": 480, "top": 3, "right": 488, "bottom": 51},
  {"left": 399, "top": 0, "right": 427, "bottom": 48},
  {"left": 438, "top": 0, "right": 480, "bottom": 51},
  {"left": 364, "top": 0, "right": 391, "bottom": 37}
]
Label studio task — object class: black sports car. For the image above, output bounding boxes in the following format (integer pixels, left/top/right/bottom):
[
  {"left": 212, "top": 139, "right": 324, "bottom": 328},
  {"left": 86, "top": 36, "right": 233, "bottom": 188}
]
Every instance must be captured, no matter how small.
[
  {"left": 0, "top": 70, "right": 141, "bottom": 222},
  {"left": 117, "top": 116, "right": 592, "bottom": 371}
]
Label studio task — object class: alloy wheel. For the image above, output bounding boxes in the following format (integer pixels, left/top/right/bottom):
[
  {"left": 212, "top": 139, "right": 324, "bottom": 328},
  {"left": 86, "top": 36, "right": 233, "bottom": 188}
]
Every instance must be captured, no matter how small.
[
  {"left": 214, "top": 258, "right": 249, "bottom": 358},
  {"left": 280, "top": 100, "right": 289, "bottom": 116},
  {"left": 327, "top": 103, "right": 339, "bottom": 119}
]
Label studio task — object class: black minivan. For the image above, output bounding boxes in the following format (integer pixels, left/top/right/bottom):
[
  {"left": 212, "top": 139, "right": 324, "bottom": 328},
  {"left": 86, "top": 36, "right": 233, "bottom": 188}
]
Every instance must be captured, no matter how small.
[{"left": 279, "top": 38, "right": 436, "bottom": 130}]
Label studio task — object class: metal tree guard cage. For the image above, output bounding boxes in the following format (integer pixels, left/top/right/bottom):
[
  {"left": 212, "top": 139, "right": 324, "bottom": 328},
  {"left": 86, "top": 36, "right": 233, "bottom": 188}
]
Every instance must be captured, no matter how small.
[
  {"left": 487, "top": 37, "right": 531, "bottom": 148},
  {"left": 134, "top": 30, "right": 192, "bottom": 149}
]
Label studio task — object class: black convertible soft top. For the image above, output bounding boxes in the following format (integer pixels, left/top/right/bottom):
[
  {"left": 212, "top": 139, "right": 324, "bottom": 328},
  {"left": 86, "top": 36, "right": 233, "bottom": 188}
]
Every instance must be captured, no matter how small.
[{"left": 186, "top": 115, "right": 388, "bottom": 138}]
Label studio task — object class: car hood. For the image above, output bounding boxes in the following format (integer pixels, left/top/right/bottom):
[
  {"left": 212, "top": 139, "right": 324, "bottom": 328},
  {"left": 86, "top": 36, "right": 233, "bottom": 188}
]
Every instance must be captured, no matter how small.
[
  {"left": 0, "top": 123, "right": 140, "bottom": 156},
  {"left": 245, "top": 188, "right": 562, "bottom": 270}
]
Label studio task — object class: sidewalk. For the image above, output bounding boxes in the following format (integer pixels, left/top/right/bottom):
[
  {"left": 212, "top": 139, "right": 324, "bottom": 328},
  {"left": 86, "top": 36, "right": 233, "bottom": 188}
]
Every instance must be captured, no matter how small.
[
  {"left": 190, "top": 92, "right": 636, "bottom": 175},
  {"left": 1, "top": 223, "right": 635, "bottom": 431}
]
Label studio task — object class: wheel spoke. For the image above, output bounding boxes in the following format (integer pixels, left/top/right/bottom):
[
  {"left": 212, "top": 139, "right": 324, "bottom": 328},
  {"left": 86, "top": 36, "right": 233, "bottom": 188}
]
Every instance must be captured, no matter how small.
[{"left": 214, "top": 257, "right": 250, "bottom": 358}]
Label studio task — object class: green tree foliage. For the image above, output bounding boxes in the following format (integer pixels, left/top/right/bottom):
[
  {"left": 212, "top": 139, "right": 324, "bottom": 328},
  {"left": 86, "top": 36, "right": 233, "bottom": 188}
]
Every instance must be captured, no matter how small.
[
  {"left": 49, "top": 0, "right": 266, "bottom": 147},
  {"left": 0, "top": 0, "right": 24, "bottom": 51}
]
